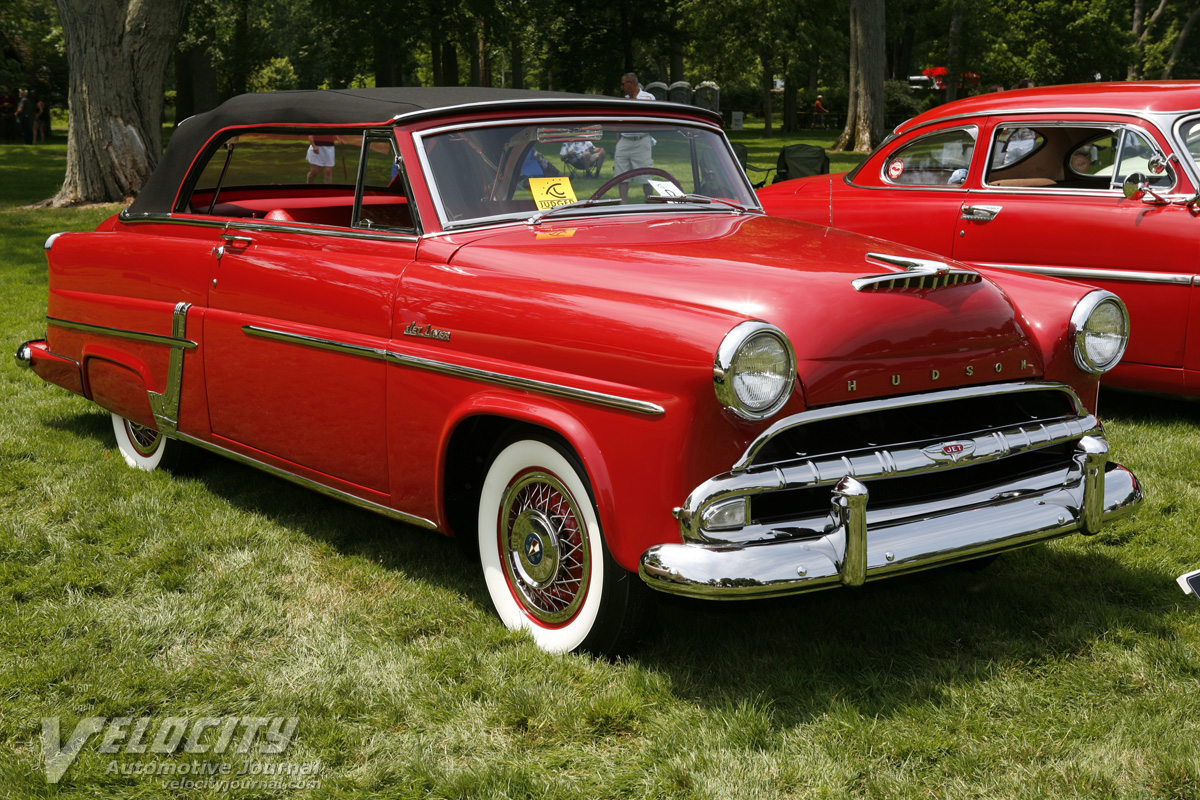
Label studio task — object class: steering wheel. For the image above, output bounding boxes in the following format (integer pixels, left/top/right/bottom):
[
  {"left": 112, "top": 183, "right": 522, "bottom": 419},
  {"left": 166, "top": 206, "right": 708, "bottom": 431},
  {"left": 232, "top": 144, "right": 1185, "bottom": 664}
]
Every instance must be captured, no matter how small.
[{"left": 588, "top": 167, "right": 683, "bottom": 201}]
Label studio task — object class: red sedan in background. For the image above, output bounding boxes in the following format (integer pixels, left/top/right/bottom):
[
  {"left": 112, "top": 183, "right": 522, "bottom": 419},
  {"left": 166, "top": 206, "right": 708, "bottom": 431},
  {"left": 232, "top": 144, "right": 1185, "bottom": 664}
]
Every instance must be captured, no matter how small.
[{"left": 759, "top": 82, "right": 1200, "bottom": 399}]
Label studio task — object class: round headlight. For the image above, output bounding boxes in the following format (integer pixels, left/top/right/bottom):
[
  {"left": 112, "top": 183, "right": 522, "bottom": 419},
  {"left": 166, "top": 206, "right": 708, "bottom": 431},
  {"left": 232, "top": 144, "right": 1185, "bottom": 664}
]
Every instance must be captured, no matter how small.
[
  {"left": 1070, "top": 290, "right": 1130, "bottom": 374},
  {"left": 714, "top": 321, "right": 796, "bottom": 420}
]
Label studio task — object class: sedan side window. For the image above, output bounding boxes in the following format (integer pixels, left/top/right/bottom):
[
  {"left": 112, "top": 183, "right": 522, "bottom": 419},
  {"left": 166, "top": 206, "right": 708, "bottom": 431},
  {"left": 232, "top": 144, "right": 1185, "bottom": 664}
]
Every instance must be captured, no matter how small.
[
  {"left": 882, "top": 128, "right": 976, "bottom": 187},
  {"left": 1110, "top": 129, "right": 1171, "bottom": 190},
  {"left": 987, "top": 124, "right": 1171, "bottom": 192}
]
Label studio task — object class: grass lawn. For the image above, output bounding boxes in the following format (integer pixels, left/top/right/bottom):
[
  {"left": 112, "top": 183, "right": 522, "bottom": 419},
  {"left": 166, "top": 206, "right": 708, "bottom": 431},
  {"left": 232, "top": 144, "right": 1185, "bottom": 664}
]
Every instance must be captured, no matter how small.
[{"left": 3, "top": 133, "right": 1200, "bottom": 800}]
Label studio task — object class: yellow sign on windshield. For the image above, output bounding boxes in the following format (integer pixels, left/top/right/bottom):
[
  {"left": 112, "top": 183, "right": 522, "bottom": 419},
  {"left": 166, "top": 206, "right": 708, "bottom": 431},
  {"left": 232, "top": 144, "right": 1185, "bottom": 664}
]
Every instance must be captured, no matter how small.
[{"left": 529, "top": 177, "right": 577, "bottom": 211}]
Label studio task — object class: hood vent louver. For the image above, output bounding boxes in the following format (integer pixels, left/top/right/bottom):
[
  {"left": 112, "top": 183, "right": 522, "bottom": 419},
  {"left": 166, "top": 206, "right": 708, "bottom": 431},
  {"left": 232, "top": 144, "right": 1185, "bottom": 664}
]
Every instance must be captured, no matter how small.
[{"left": 854, "top": 252, "right": 982, "bottom": 293}]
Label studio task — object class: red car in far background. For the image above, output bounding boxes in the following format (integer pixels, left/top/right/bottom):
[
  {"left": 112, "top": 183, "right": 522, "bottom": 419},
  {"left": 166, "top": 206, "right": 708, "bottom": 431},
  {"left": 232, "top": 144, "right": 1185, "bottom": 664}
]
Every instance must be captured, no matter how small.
[{"left": 759, "top": 81, "right": 1200, "bottom": 399}]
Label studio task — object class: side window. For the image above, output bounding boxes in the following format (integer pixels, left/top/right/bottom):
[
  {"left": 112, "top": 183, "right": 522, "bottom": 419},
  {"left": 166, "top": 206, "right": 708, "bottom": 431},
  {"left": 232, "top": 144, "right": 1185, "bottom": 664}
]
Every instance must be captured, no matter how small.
[
  {"left": 354, "top": 133, "right": 415, "bottom": 232},
  {"left": 882, "top": 128, "right": 976, "bottom": 187},
  {"left": 1178, "top": 117, "right": 1200, "bottom": 171},
  {"left": 986, "top": 124, "right": 1171, "bottom": 191},
  {"left": 183, "top": 130, "right": 365, "bottom": 226},
  {"left": 1066, "top": 132, "right": 1118, "bottom": 179},
  {"left": 1111, "top": 129, "right": 1171, "bottom": 189},
  {"left": 989, "top": 127, "right": 1045, "bottom": 170}
]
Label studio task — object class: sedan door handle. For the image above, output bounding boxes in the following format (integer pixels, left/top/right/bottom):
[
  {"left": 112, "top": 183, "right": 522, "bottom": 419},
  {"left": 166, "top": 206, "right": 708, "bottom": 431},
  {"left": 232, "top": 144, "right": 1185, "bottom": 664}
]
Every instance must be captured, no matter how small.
[
  {"left": 214, "top": 234, "right": 254, "bottom": 261},
  {"left": 961, "top": 205, "right": 1002, "bottom": 222}
]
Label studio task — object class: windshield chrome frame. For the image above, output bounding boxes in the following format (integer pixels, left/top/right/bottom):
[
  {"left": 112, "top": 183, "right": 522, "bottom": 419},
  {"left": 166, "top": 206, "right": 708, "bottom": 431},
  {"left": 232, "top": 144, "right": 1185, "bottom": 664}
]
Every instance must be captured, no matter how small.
[{"left": 411, "top": 114, "right": 761, "bottom": 231}]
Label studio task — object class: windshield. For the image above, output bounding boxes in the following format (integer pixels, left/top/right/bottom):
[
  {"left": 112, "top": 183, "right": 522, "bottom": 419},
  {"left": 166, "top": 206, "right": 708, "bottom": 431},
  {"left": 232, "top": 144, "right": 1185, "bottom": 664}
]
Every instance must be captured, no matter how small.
[{"left": 415, "top": 120, "right": 758, "bottom": 227}]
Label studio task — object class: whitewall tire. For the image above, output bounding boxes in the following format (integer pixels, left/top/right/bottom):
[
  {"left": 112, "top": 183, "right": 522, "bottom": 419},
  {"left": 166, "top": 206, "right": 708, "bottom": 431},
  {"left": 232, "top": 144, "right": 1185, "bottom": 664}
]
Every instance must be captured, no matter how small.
[
  {"left": 478, "top": 437, "right": 650, "bottom": 655},
  {"left": 111, "top": 413, "right": 184, "bottom": 472}
]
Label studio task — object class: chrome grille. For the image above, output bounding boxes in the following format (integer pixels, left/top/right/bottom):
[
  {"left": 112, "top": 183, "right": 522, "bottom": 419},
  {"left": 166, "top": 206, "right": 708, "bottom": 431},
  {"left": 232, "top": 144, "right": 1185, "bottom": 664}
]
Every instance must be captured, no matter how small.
[{"left": 682, "top": 383, "right": 1098, "bottom": 543}]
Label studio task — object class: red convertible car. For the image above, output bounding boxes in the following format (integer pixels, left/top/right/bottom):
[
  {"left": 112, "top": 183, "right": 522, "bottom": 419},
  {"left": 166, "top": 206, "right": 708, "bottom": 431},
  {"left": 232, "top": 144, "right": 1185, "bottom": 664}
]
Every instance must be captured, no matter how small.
[
  {"left": 18, "top": 88, "right": 1142, "bottom": 654},
  {"left": 759, "top": 81, "right": 1200, "bottom": 399}
]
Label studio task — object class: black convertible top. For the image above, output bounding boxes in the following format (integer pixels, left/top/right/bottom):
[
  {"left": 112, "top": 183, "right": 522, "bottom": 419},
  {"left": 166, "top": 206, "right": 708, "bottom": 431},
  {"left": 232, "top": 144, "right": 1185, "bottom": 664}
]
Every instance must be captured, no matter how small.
[{"left": 127, "top": 87, "right": 722, "bottom": 215}]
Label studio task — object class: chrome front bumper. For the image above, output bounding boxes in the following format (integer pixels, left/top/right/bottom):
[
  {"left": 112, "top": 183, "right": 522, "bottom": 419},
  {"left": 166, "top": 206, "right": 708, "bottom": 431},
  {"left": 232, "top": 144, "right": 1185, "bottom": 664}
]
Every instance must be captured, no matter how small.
[{"left": 639, "top": 437, "right": 1143, "bottom": 599}]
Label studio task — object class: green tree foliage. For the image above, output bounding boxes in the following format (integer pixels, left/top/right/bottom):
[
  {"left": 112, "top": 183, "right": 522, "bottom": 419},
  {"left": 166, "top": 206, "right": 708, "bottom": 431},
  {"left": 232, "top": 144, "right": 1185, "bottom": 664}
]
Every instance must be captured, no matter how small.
[{"left": 0, "top": 0, "right": 67, "bottom": 101}]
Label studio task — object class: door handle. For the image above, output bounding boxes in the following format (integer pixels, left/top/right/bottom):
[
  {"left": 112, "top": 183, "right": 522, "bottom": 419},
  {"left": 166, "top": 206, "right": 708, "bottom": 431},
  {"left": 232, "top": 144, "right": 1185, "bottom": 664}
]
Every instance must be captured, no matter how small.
[
  {"left": 961, "top": 205, "right": 1002, "bottom": 222},
  {"left": 213, "top": 234, "right": 254, "bottom": 261}
]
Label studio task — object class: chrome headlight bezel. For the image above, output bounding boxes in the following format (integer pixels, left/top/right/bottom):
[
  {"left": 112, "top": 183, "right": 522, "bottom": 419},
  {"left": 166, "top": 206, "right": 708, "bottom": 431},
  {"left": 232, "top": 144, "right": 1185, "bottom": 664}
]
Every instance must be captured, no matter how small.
[
  {"left": 713, "top": 321, "right": 796, "bottom": 421},
  {"left": 1070, "top": 290, "right": 1130, "bottom": 375}
]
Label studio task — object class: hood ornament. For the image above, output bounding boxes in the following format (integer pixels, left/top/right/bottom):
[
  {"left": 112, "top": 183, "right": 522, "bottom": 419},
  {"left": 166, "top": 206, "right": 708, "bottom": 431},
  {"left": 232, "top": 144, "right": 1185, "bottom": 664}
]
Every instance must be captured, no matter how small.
[{"left": 853, "top": 252, "right": 982, "bottom": 292}]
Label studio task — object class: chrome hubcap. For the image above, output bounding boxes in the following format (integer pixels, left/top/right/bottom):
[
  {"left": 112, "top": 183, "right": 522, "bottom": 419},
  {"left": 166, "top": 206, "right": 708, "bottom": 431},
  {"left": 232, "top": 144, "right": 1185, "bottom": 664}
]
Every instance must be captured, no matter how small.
[{"left": 500, "top": 470, "right": 589, "bottom": 625}]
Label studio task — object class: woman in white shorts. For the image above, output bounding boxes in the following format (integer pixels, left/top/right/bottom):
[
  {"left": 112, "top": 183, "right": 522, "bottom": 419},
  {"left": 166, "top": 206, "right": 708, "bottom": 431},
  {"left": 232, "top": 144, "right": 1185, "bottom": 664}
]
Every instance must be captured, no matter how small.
[{"left": 306, "top": 136, "right": 336, "bottom": 184}]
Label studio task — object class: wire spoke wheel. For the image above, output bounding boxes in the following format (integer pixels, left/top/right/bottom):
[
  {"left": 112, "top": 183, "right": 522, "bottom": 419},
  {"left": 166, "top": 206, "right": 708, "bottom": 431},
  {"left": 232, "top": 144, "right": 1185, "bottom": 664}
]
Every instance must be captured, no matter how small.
[
  {"left": 479, "top": 436, "right": 650, "bottom": 655},
  {"left": 500, "top": 470, "right": 591, "bottom": 626},
  {"left": 110, "top": 413, "right": 189, "bottom": 472},
  {"left": 125, "top": 419, "right": 163, "bottom": 456}
]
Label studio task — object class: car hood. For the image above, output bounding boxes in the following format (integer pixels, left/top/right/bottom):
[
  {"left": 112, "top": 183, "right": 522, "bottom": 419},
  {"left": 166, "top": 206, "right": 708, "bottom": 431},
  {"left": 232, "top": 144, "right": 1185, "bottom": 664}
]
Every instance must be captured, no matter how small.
[{"left": 436, "top": 213, "right": 1041, "bottom": 407}]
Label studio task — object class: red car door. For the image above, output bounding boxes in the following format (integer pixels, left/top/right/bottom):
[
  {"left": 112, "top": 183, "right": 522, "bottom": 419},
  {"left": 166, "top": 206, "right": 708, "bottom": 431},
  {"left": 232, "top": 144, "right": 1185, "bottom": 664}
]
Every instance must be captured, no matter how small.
[
  {"left": 200, "top": 131, "right": 417, "bottom": 497},
  {"left": 952, "top": 119, "right": 1198, "bottom": 373}
]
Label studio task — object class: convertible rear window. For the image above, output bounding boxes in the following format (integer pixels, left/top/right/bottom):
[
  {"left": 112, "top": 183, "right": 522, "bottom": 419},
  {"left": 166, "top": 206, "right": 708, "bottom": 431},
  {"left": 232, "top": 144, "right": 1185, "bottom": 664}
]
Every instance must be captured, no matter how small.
[
  {"left": 415, "top": 121, "right": 756, "bottom": 227},
  {"left": 180, "top": 129, "right": 415, "bottom": 232}
]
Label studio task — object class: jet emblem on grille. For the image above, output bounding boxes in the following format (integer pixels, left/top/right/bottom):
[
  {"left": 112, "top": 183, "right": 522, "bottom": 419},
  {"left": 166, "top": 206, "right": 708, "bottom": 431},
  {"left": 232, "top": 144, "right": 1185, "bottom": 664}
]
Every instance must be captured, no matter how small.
[{"left": 923, "top": 440, "right": 976, "bottom": 463}]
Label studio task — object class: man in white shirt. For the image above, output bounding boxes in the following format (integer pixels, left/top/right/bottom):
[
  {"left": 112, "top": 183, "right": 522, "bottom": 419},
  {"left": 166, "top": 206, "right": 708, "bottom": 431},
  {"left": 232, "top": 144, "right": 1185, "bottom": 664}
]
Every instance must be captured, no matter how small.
[{"left": 616, "top": 73, "right": 655, "bottom": 200}]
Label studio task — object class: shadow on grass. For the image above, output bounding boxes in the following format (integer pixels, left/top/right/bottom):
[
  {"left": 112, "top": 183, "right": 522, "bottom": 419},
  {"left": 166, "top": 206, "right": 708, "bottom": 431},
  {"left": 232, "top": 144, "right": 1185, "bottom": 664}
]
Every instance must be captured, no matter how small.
[
  {"left": 1100, "top": 386, "right": 1200, "bottom": 424},
  {"left": 45, "top": 405, "right": 1182, "bottom": 727}
]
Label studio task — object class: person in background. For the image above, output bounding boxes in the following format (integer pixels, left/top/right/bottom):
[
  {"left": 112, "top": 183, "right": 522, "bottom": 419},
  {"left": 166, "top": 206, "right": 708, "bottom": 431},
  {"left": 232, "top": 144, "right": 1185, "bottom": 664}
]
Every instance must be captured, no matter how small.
[
  {"left": 615, "top": 72, "right": 654, "bottom": 201},
  {"left": 620, "top": 72, "right": 654, "bottom": 101},
  {"left": 306, "top": 134, "right": 335, "bottom": 183},
  {"left": 15, "top": 88, "right": 31, "bottom": 144},
  {"left": 812, "top": 95, "right": 827, "bottom": 128},
  {"left": 32, "top": 92, "right": 46, "bottom": 144}
]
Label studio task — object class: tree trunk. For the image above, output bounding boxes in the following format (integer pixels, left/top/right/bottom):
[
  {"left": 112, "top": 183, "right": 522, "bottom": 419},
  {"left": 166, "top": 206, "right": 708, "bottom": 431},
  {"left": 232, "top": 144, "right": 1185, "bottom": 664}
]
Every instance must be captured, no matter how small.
[
  {"left": 510, "top": 37, "right": 524, "bottom": 89},
  {"left": 759, "top": 50, "right": 774, "bottom": 138},
  {"left": 51, "top": 0, "right": 188, "bottom": 205},
  {"left": 854, "top": 0, "right": 885, "bottom": 151},
  {"left": 1162, "top": 3, "right": 1200, "bottom": 78},
  {"left": 669, "top": 8, "right": 685, "bottom": 82},
  {"left": 945, "top": 1, "right": 964, "bottom": 103},
  {"left": 1129, "top": 0, "right": 1147, "bottom": 79},
  {"left": 431, "top": 29, "right": 443, "bottom": 86},
  {"left": 782, "top": 64, "right": 797, "bottom": 133},
  {"left": 1131, "top": 0, "right": 1171, "bottom": 79},
  {"left": 835, "top": 0, "right": 884, "bottom": 152},
  {"left": 835, "top": 1, "right": 860, "bottom": 150},
  {"left": 442, "top": 41, "right": 460, "bottom": 86}
]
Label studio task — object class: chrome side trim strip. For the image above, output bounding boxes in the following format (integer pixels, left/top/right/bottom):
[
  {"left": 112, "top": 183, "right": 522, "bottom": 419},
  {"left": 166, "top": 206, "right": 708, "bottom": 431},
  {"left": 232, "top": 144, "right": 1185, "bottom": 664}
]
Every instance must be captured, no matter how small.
[
  {"left": 47, "top": 316, "right": 198, "bottom": 350},
  {"left": 897, "top": 108, "right": 1168, "bottom": 136},
  {"left": 116, "top": 212, "right": 420, "bottom": 243},
  {"left": 169, "top": 429, "right": 438, "bottom": 531},
  {"left": 977, "top": 263, "right": 1195, "bottom": 286},
  {"left": 242, "top": 325, "right": 666, "bottom": 417},
  {"left": 147, "top": 303, "right": 191, "bottom": 434}
]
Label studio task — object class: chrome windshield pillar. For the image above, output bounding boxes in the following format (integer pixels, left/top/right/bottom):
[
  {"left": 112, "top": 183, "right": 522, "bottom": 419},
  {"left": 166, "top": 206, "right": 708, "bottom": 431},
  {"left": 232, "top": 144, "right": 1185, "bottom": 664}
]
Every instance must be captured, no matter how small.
[{"left": 1076, "top": 435, "right": 1109, "bottom": 535}]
